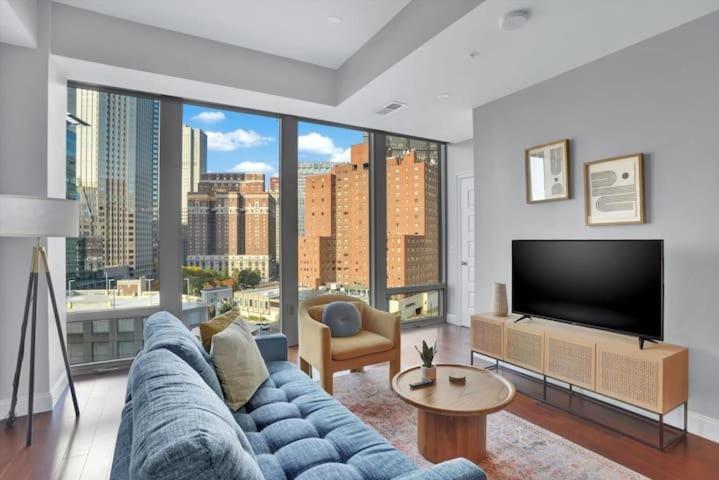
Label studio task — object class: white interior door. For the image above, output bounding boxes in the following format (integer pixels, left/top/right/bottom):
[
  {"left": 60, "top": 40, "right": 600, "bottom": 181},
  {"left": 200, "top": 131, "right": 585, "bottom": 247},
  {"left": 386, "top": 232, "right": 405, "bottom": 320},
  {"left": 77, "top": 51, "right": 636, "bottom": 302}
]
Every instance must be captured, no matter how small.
[{"left": 459, "top": 175, "right": 475, "bottom": 327}]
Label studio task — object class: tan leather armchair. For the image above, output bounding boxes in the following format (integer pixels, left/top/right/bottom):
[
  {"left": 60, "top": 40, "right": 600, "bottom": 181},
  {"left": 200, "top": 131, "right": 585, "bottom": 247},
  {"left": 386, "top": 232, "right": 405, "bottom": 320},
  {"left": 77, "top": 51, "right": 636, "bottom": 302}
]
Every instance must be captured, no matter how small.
[{"left": 299, "top": 294, "right": 401, "bottom": 395}]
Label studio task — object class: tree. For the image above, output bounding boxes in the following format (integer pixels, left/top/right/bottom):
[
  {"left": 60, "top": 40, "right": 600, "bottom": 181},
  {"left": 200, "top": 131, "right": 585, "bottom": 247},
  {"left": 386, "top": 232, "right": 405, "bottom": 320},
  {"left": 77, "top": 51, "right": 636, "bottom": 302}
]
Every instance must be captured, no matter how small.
[
  {"left": 236, "top": 269, "right": 261, "bottom": 289},
  {"left": 182, "top": 266, "right": 230, "bottom": 295}
]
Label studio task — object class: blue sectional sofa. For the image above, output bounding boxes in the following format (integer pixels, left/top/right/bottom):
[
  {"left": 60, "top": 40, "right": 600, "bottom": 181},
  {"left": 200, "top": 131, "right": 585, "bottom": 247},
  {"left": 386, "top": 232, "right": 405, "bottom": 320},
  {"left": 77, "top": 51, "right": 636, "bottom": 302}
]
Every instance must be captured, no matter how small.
[{"left": 111, "top": 311, "right": 487, "bottom": 480}]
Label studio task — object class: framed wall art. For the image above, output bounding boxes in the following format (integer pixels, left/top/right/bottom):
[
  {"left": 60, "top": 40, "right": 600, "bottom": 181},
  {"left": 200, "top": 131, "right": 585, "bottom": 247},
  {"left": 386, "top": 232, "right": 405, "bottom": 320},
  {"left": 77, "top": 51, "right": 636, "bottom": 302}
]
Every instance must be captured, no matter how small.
[
  {"left": 525, "top": 139, "right": 570, "bottom": 203},
  {"left": 584, "top": 153, "right": 645, "bottom": 226}
]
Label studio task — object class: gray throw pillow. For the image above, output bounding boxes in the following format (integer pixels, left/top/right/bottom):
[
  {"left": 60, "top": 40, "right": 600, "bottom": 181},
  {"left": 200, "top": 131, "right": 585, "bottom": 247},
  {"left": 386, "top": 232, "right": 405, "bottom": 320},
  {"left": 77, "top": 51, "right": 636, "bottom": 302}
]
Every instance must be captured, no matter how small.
[{"left": 322, "top": 301, "right": 362, "bottom": 337}]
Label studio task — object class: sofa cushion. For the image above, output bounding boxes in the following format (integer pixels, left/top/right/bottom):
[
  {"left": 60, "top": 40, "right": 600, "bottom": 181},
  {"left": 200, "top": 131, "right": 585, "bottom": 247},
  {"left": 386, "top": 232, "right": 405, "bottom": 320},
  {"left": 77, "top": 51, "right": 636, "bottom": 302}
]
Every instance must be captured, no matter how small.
[
  {"left": 331, "top": 330, "right": 394, "bottom": 361},
  {"left": 199, "top": 309, "right": 240, "bottom": 351},
  {"left": 211, "top": 319, "right": 269, "bottom": 410},
  {"left": 128, "top": 348, "right": 262, "bottom": 480},
  {"left": 322, "top": 301, "right": 362, "bottom": 337},
  {"left": 234, "top": 360, "right": 418, "bottom": 480},
  {"left": 142, "top": 311, "right": 224, "bottom": 399}
]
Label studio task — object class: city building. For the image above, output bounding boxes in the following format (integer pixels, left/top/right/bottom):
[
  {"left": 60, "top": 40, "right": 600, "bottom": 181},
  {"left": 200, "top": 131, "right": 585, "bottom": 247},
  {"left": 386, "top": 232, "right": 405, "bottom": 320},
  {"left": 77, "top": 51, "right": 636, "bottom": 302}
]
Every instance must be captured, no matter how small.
[
  {"left": 186, "top": 173, "right": 276, "bottom": 279},
  {"left": 181, "top": 125, "right": 208, "bottom": 225},
  {"left": 386, "top": 149, "right": 439, "bottom": 287},
  {"left": 298, "top": 142, "right": 437, "bottom": 291},
  {"left": 269, "top": 176, "right": 280, "bottom": 262},
  {"left": 297, "top": 162, "right": 333, "bottom": 236},
  {"left": 69, "top": 88, "right": 160, "bottom": 282}
]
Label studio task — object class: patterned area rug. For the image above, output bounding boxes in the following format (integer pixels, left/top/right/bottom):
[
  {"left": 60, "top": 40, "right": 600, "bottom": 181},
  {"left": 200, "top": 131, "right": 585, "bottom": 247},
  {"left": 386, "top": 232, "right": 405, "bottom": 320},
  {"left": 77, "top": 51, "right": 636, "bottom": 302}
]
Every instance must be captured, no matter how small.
[{"left": 333, "top": 367, "right": 647, "bottom": 480}]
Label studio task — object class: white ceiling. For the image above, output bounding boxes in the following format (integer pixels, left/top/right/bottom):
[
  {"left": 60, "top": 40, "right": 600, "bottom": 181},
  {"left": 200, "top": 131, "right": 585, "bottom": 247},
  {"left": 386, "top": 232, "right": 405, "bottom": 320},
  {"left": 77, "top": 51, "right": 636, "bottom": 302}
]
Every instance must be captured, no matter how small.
[
  {"left": 341, "top": 0, "right": 719, "bottom": 141},
  {"left": 0, "top": 0, "right": 38, "bottom": 48},
  {"left": 53, "top": 0, "right": 411, "bottom": 68},
  {"left": 52, "top": 0, "right": 719, "bottom": 143}
]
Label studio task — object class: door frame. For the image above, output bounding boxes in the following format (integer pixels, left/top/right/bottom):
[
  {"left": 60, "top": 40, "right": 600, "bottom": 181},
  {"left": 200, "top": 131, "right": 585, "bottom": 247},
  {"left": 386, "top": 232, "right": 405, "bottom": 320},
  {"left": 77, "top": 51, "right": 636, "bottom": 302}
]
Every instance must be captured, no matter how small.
[{"left": 456, "top": 172, "right": 474, "bottom": 327}]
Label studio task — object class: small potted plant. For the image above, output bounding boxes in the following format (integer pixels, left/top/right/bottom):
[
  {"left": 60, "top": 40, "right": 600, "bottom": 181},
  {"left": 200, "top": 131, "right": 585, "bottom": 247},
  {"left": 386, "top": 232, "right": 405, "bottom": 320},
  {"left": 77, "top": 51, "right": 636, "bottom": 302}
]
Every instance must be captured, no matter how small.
[{"left": 415, "top": 340, "right": 438, "bottom": 381}]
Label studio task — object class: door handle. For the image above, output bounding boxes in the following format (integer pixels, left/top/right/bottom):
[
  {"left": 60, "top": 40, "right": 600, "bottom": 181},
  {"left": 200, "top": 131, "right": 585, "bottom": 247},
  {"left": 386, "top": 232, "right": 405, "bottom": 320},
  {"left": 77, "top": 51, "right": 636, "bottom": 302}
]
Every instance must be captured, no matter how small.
[{"left": 460, "top": 261, "right": 468, "bottom": 266}]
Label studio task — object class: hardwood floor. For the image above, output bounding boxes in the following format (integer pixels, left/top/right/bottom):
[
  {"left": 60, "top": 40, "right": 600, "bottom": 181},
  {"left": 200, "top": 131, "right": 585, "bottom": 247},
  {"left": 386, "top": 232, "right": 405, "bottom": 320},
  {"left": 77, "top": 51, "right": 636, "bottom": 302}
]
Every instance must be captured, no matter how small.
[{"left": 1, "top": 324, "right": 717, "bottom": 479}]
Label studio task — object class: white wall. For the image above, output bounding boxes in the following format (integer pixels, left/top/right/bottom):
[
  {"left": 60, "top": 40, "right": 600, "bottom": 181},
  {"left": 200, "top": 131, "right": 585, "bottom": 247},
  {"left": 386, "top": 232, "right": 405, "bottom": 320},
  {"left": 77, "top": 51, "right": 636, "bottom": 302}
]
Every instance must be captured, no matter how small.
[
  {"left": 446, "top": 139, "right": 474, "bottom": 325},
  {"left": 473, "top": 12, "right": 719, "bottom": 440},
  {"left": 0, "top": 0, "right": 67, "bottom": 418}
]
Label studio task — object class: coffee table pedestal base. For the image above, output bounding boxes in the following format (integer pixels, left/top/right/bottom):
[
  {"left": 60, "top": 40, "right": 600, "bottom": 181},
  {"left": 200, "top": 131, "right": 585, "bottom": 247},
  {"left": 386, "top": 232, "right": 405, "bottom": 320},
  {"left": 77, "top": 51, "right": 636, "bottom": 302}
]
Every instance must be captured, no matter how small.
[{"left": 416, "top": 409, "right": 486, "bottom": 464}]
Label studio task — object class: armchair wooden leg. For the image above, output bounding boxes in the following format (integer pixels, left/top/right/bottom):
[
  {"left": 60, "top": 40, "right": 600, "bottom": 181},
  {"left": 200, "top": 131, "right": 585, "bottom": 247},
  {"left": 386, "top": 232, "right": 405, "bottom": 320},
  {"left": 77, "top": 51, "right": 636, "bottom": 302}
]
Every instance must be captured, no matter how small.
[
  {"left": 389, "top": 358, "right": 401, "bottom": 385},
  {"left": 299, "top": 357, "right": 312, "bottom": 378},
  {"left": 320, "top": 370, "right": 334, "bottom": 395}
]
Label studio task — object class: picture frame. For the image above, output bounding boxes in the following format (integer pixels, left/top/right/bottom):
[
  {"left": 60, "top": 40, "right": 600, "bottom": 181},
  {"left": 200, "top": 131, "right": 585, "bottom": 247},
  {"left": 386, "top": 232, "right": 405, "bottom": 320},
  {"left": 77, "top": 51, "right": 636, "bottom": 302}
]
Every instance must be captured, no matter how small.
[
  {"left": 584, "top": 153, "right": 645, "bottom": 226},
  {"left": 524, "top": 139, "right": 570, "bottom": 203}
]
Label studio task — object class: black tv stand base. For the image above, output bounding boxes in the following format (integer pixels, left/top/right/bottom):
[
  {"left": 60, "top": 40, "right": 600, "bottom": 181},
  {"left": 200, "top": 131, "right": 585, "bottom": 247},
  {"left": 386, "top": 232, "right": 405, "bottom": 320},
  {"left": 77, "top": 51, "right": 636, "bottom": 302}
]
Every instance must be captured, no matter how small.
[
  {"left": 514, "top": 315, "right": 532, "bottom": 324},
  {"left": 638, "top": 337, "right": 658, "bottom": 350}
]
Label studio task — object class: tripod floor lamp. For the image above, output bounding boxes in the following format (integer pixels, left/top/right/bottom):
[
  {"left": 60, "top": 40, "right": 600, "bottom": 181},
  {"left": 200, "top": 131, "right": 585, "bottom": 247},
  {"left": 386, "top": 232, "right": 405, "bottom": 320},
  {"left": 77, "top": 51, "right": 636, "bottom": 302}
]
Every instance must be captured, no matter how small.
[{"left": 0, "top": 194, "right": 80, "bottom": 446}]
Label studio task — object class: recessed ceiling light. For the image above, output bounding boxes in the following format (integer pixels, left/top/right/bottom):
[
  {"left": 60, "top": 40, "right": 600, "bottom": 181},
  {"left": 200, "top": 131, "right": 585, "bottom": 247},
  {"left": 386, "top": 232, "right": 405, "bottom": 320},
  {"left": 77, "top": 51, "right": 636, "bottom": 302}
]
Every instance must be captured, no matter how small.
[
  {"left": 499, "top": 10, "right": 530, "bottom": 31},
  {"left": 328, "top": 16, "right": 342, "bottom": 24},
  {"left": 467, "top": 50, "right": 480, "bottom": 60},
  {"left": 437, "top": 94, "right": 450, "bottom": 100}
]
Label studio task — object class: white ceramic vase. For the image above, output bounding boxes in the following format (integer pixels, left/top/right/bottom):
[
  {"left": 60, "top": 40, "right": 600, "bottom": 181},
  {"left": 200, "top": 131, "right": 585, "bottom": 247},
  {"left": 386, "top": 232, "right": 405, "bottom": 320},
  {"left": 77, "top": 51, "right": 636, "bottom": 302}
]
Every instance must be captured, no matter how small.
[
  {"left": 421, "top": 365, "right": 437, "bottom": 381},
  {"left": 492, "top": 282, "right": 508, "bottom": 317}
]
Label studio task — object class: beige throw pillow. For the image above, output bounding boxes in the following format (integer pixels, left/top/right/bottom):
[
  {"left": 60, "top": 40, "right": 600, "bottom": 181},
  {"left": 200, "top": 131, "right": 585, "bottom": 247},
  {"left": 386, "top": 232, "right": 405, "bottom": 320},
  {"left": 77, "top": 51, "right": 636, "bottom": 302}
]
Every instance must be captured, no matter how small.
[{"left": 210, "top": 318, "right": 269, "bottom": 410}]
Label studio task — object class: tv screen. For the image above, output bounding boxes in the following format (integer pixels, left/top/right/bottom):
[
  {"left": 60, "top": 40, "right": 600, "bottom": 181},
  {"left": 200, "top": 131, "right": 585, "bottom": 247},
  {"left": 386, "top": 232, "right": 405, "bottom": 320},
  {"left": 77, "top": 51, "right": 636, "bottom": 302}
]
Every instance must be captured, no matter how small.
[{"left": 512, "top": 240, "right": 663, "bottom": 340}]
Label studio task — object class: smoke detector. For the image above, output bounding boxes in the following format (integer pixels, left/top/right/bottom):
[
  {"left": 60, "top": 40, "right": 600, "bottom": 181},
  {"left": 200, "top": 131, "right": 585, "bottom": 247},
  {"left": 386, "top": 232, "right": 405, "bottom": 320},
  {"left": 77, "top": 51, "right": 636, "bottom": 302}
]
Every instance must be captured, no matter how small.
[
  {"left": 376, "top": 100, "right": 407, "bottom": 116},
  {"left": 500, "top": 10, "right": 530, "bottom": 31}
]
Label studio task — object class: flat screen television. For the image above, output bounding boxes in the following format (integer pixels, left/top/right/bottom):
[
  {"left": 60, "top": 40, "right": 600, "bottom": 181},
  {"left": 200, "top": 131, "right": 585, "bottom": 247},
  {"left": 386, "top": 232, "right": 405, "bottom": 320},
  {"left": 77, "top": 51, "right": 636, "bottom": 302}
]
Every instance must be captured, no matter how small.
[{"left": 512, "top": 240, "right": 663, "bottom": 343}]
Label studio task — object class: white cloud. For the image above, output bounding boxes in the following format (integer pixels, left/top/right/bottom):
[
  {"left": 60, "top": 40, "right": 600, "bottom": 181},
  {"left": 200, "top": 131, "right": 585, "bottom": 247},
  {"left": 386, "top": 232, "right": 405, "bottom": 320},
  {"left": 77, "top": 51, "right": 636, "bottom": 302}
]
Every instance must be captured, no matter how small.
[
  {"left": 330, "top": 148, "right": 351, "bottom": 163},
  {"left": 191, "top": 111, "right": 225, "bottom": 124},
  {"left": 298, "top": 132, "right": 350, "bottom": 163},
  {"left": 206, "top": 129, "right": 274, "bottom": 151},
  {"left": 231, "top": 161, "right": 275, "bottom": 174}
]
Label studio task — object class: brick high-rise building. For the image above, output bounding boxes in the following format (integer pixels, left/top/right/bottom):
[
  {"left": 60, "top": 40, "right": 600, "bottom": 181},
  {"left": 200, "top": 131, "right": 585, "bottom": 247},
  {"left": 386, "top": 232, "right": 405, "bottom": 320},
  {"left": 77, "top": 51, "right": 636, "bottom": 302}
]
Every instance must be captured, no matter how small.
[
  {"left": 386, "top": 150, "right": 439, "bottom": 287},
  {"left": 298, "top": 143, "right": 438, "bottom": 291},
  {"left": 297, "top": 162, "right": 333, "bottom": 236},
  {"left": 298, "top": 173, "right": 336, "bottom": 288},
  {"left": 186, "top": 173, "right": 276, "bottom": 280}
]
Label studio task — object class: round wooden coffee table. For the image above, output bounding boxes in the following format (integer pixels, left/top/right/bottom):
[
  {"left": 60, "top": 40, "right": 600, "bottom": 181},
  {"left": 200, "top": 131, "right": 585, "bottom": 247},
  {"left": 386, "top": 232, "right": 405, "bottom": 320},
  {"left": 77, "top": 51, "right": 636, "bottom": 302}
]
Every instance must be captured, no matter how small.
[{"left": 391, "top": 363, "right": 515, "bottom": 464}]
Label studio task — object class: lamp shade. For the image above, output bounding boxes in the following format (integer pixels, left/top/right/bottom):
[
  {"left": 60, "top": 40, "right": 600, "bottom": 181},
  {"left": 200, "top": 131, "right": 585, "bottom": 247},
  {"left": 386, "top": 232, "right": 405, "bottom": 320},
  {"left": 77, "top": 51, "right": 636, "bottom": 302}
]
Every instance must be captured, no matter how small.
[{"left": 0, "top": 194, "right": 79, "bottom": 238}]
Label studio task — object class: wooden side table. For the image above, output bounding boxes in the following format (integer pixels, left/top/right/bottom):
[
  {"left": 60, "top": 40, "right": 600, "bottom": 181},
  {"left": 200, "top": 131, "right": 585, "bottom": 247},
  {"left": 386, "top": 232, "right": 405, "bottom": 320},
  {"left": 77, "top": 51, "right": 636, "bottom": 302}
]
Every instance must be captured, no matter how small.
[{"left": 392, "top": 364, "right": 515, "bottom": 463}]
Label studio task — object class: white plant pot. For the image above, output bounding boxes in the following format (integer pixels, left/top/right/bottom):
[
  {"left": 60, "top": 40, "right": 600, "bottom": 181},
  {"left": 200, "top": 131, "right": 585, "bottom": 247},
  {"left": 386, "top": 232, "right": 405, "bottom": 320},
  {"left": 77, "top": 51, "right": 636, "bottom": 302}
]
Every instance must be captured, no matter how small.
[{"left": 421, "top": 365, "right": 436, "bottom": 381}]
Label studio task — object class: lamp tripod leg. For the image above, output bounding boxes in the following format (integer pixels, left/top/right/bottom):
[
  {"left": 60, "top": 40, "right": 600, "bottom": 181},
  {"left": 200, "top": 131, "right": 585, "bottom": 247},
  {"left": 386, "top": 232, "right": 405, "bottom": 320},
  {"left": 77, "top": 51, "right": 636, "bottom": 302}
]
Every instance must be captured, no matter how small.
[
  {"left": 26, "top": 246, "right": 40, "bottom": 447},
  {"left": 40, "top": 247, "right": 80, "bottom": 418},
  {"left": 4, "top": 270, "right": 36, "bottom": 428}
]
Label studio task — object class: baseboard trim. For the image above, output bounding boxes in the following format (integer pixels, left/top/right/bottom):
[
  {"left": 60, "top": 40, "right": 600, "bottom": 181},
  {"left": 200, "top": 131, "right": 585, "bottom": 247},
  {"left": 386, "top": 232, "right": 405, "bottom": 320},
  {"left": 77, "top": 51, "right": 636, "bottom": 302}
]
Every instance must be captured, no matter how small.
[
  {"left": 0, "top": 392, "right": 54, "bottom": 421},
  {"left": 446, "top": 313, "right": 459, "bottom": 326},
  {"left": 51, "top": 373, "right": 69, "bottom": 408},
  {"left": 685, "top": 411, "right": 719, "bottom": 444}
]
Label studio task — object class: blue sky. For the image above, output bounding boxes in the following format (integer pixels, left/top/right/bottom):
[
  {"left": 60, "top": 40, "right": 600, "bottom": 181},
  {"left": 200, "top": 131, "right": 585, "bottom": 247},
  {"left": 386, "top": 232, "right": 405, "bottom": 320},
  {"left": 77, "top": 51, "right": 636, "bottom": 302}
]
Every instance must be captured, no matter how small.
[{"left": 183, "top": 104, "right": 365, "bottom": 178}]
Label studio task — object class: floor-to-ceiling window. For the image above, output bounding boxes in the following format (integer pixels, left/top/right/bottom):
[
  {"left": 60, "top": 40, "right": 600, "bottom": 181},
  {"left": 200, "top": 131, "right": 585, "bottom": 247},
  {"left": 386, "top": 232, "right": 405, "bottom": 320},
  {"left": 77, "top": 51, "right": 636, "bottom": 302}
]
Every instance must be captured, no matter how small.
[
  {"left": 180, "top": 104, "right": 280, "bottom": 330},
  {"left": 65, "top": 84, "right": 446, "bottom": 371},
  {"left": 297, "top": 122, "right": 369, "bottom": 303}
]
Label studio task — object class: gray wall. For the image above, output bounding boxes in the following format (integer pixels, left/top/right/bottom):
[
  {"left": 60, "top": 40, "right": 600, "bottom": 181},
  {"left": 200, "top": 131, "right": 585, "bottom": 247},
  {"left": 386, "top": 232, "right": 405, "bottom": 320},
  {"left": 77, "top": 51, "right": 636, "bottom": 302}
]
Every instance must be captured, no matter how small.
[
  {"left": 446, "top": 139, "right": 474, "bottom": 325},
  {"left": 473, "top": 12, "right": 719, "bottom": 422}
]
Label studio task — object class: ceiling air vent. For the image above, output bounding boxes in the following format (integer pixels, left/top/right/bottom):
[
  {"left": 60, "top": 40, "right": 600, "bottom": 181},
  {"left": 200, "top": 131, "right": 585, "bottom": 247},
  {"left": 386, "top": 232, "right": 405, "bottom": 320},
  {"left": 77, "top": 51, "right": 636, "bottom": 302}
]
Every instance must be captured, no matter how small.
[{"left": 376, "top": 101, "right": 407, "bottom": 116}]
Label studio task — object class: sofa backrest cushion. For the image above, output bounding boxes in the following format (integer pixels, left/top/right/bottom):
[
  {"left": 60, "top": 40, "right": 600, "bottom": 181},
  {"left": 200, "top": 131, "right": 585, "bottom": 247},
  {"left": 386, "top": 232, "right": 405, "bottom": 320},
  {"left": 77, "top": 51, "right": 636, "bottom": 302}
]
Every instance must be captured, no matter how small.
[
  {"left": 142, "top": 311, "right": 224, "bottom": 398},
  {"left": 128, "top": 348, "right": 263, "bottom": 480}
]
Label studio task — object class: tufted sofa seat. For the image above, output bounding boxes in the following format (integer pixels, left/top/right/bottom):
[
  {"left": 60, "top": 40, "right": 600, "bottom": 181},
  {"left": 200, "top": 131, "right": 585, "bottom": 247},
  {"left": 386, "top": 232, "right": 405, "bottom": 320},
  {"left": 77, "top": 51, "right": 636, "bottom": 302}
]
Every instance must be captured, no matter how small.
[{"left": 110, "top": 311, "right": 487, "bottom": 480}]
